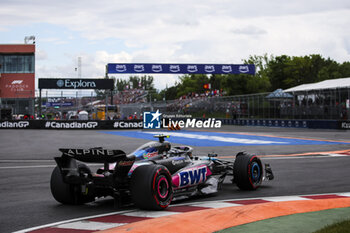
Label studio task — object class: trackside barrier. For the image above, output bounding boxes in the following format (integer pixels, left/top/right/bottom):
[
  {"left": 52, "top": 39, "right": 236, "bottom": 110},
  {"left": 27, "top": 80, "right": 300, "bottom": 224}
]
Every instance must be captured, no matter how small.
[
  {"left": 0, "top": 119, "right": 348, "bottom": 130},
  {"left": 0, "top": 120, "right": 143, "bottom": 130},
  {"left": 219, "top": 118, "right": 343, "bottom": 129}
]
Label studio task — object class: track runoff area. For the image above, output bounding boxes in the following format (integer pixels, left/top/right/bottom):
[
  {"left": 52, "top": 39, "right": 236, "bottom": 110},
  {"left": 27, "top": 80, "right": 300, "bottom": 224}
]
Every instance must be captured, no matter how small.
[
  {"left": 102, "top": 129, "right": 350, "bottom": 148},
  {"left": 2, "top": 126, "right": 350, "bottom": 233}
]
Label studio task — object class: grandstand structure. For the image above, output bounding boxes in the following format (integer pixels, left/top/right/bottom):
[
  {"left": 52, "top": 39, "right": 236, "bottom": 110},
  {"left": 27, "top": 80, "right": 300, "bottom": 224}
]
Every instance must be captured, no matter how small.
[
  {"left": 117, "top": 77, "right": 350, "bottom": 121},
  {"left": 14, "top": 76, "right": 350, "bottom": 121}
]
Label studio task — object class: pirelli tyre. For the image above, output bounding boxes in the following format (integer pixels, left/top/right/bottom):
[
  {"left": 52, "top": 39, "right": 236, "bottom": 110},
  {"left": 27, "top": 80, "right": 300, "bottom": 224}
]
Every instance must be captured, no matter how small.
[
  {"left": 131, "top": 164, "right": 173, "bottom": 210},
  {"left": 233, "top": 152, "right": 263, "bottom": 190},
  {"left": 50, "top": 165, "right": 94, "bottom": 205}
]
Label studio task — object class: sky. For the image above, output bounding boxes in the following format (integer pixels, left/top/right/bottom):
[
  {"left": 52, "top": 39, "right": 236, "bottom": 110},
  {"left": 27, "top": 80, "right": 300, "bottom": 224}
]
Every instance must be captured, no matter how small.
[{"left": 0, "top": 0, "right": 350, "bottom": 93}]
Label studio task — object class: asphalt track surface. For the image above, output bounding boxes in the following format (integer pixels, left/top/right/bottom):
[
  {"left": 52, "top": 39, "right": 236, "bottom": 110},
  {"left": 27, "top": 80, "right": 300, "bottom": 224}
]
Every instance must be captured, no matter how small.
[{"left": 1, "top": 126, "right": 350, "bottom": 233}]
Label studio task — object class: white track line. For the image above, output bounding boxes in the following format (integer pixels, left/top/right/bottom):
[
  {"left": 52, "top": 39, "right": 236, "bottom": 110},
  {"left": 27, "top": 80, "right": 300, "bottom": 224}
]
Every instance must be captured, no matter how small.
[
  {"left": 261, "top": 196, "right": 309, "bottom": 202},
  {"left": 123, "top": 210, "right": 180, "bottom": 218},
  {"left": 191, "top": 202, "right": 241, "bottom": 208},
  {"left": 56, "top": 221, "right": 125, "bottom": 230}
]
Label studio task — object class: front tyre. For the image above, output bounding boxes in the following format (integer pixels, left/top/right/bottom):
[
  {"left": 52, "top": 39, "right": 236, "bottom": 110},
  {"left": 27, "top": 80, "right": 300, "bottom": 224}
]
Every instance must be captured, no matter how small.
[
  {"left": 131, "top": 165, "right": 173, "bottom": 210},
  {"left": 233, "top": 152, "right": 263, "bottom": 190}
]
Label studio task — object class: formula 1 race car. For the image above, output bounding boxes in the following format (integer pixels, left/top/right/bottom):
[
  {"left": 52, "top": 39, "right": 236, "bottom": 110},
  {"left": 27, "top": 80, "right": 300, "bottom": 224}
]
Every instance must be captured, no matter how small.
[{"left": 50, "top": 135, "right": 274, "bottom": 210}]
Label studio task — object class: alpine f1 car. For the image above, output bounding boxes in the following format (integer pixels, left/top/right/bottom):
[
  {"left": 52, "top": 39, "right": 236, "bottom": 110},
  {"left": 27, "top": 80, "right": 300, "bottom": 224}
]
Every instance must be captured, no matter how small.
[{"left": 50, "top": 135, "right": 274, "bottom": 210}]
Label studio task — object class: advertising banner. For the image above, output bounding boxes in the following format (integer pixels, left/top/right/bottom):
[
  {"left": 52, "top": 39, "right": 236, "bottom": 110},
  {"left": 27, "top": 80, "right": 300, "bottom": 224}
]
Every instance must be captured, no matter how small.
[
  {"left": 0, "top": 74, "right": 35, "bottom": 98},
  {"left": 0, "top": 119, "right": 344, "bottom": 130},
  {"left": 39, "top": 79, "right": 114, "bottom": 90},
  {"left": 339, "top": 121, "right": 350, "bottom": 129},
  {"left": 107, "top": 63, "right": 255, "bottom": 75},
  {"left": 44, "top": 97, "right": 74, "bottom": 107},
  {"left": 0, "top": 120, "right": 143, "bottom": 129}
]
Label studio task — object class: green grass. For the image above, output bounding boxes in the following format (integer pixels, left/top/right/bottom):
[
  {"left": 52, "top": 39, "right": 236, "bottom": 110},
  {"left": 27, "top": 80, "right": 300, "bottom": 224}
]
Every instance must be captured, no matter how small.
[
  {"left": 313, "top": 219, "right": 350, "bottom": 233},
  {"left": 215, "top": 207, "right": 350, "bottom": 233}
]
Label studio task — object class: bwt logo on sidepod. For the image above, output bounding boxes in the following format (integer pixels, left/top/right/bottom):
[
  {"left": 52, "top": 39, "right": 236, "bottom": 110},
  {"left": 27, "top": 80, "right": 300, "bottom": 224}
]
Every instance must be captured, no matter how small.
[
  {"left": 175, "top": 165, "right": 208, "bottom": 188},
  {"left": 143, "top": 109, "right": 162, "bottom": 129}
]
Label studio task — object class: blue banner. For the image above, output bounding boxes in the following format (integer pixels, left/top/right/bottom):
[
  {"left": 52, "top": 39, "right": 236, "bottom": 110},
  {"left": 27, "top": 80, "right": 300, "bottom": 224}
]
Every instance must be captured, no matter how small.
[{"left": 107, "top": 63, "right": 255, "bottom": 75}]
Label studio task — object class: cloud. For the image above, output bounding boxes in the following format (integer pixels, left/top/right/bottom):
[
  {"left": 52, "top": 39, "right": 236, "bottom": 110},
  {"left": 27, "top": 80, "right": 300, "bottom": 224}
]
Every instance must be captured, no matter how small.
[
  {"left": 231, "top": 26, "right": 267, "bottom": 36},
  {"left": 36, "top": 48, "right": 48, "bottom": 60},
  {"left": 1, "top": 0, "right": 350, "bottom": 90}
]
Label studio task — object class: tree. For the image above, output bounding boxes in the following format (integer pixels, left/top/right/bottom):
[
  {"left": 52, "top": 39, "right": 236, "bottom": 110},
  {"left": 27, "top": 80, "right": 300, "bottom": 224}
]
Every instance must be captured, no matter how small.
[
  {"left": 243, "top": 54, "right": 272, "bottom": 93},
  {"left": 114, "top": 75, "right": 155, "bottom": 91},
  {"left": 266, "top": 54, "right": 344, "bottom": 90},
  {"left": 176, "top": 74, "right": 209, "bottom": 98},
  {"left": 162, "top": 85, "right": 178, "bottom": 100},
  {"left": 339, "top": 62, "right": 350, "bottom": 77},
  {"left": 317, "top": 58, "right": 342, "bottom": 81},
  {"left": 220, "top": 74, "right": 247, "bottom": 95},
  {"left": 267, "top": 55, "right": 291, "bottom": 90},
  {"left": 209, "top": 74, "right": 223, "bottom": 90}
]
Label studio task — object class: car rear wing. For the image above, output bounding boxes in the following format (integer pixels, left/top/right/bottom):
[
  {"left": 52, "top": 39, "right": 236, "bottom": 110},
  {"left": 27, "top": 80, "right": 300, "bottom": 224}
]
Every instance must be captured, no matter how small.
[
  {"left": 55, "top": 148, "right": 134, "bottom": 184},
  {"left": 59, "top": 148, "right": 127, "bottom": 163}
]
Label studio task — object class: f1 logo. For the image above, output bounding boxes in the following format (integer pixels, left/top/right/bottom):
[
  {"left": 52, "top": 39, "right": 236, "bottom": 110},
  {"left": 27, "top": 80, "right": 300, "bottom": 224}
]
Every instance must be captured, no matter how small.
[{"left": 143, "top": 110, "right": 162, "bottom": 129}]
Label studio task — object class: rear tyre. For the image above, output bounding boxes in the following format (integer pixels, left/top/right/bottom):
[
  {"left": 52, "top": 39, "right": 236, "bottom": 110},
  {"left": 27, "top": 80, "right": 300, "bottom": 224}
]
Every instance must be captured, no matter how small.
[
  {"left": 233, "top": 152, "right": 263, "bottom": 190},
  {"left": 50, "top": 165, "right": 94, "bottom": 205},
  {"left": 131, "top": 165, "right": 173, "bottom": 210}
]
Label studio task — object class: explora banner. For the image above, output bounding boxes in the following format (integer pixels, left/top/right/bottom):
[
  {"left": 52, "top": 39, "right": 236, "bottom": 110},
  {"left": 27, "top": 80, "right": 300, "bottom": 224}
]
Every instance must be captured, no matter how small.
[
  {"left": 107, "top": 63, "right": 255, "bottom": 75},
  {"left": 39, "top": 79, "right": 114, "bottom": 89}
]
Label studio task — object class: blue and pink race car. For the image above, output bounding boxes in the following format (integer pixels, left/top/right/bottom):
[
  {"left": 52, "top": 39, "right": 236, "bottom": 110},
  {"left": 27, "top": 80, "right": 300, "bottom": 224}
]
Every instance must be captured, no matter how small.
[{"left": 50, "top": 135, "right": 274, "bottom": 210}]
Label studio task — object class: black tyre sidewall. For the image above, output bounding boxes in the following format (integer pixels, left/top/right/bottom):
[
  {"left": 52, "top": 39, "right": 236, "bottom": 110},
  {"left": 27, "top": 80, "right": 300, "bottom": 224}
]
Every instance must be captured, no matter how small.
[
  {"left": 233, "top": 153, "right": 263, "bottom": 190},
  {"left": 131, "top": 165, "right": 173, "bottom": 210},
  {"left": 50, "top": 165, "right": 94, "bottom": 205},
  {"left": 50, "top": 166, "right": 75, "bottom": 204}
]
